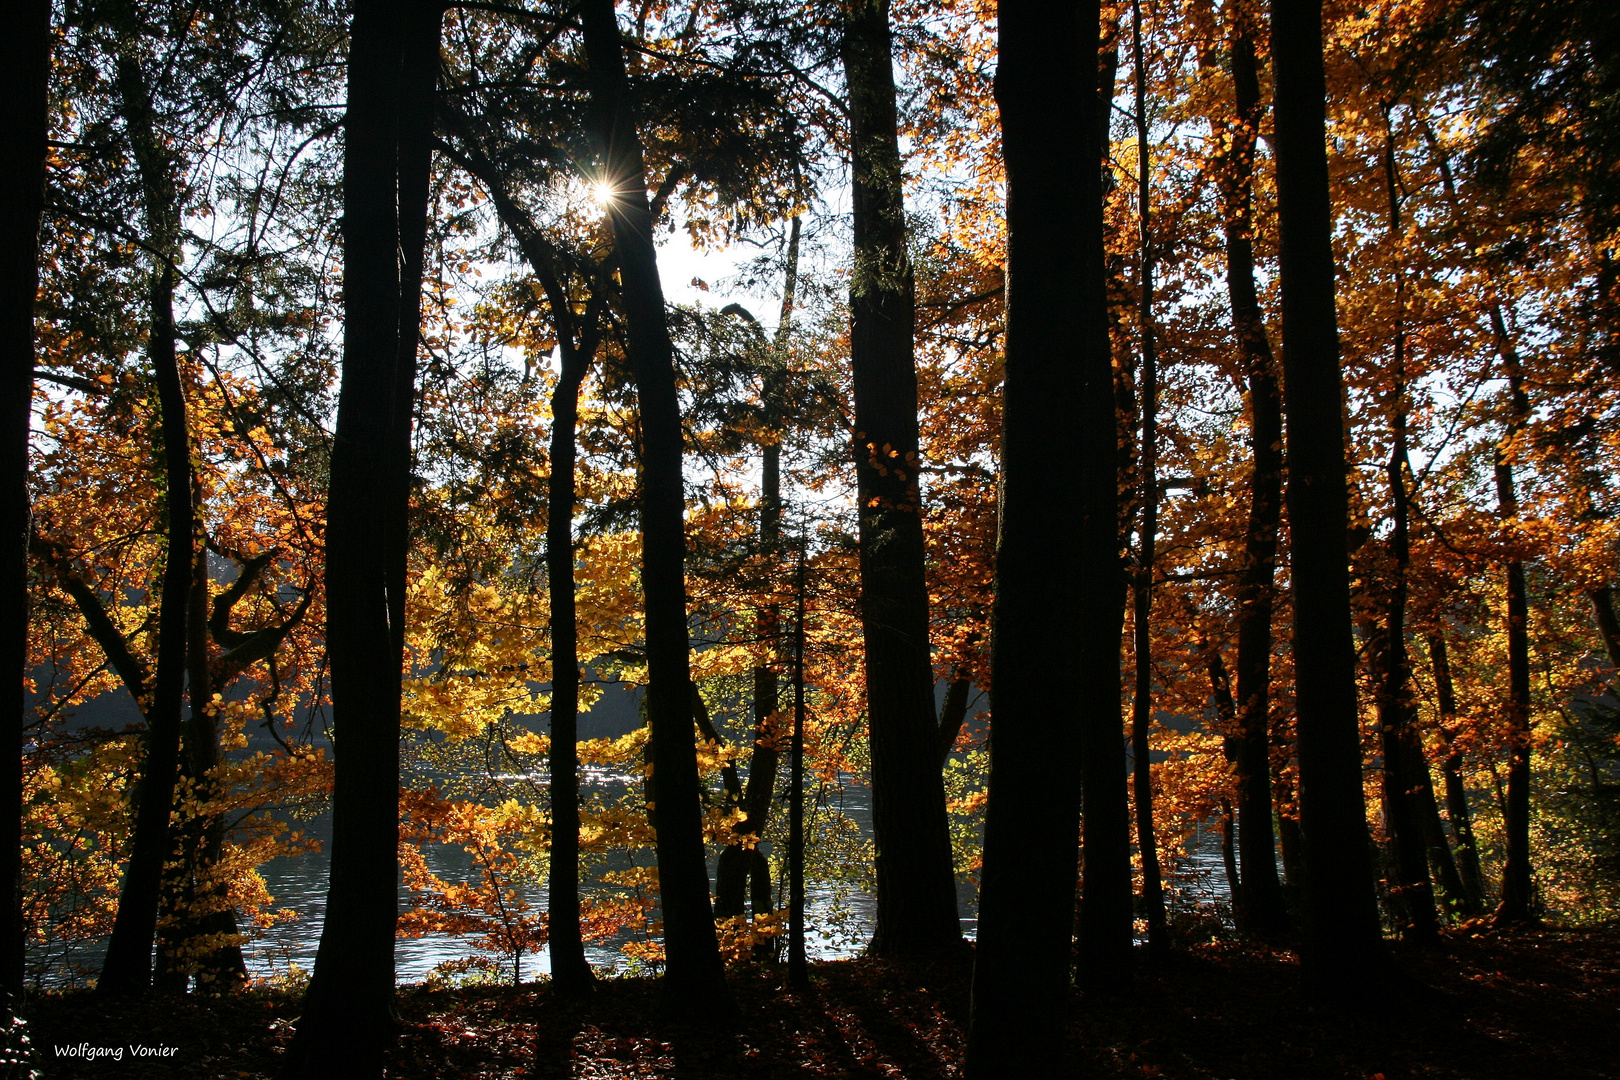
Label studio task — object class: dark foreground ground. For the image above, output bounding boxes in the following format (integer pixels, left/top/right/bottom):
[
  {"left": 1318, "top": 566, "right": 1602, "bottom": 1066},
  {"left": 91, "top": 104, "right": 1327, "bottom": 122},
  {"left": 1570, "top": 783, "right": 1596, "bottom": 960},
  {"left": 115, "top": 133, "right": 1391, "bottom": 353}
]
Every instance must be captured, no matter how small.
[{"left": 27, "top": 925, "right": 1619, "bottom": 1079}]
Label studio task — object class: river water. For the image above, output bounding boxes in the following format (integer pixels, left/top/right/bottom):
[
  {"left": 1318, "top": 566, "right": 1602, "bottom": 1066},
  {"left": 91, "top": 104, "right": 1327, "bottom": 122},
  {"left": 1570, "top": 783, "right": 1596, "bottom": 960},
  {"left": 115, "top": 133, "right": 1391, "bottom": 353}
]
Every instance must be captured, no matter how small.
[{"left": 244, "top": 773, "right": 981, "bottom": 985}]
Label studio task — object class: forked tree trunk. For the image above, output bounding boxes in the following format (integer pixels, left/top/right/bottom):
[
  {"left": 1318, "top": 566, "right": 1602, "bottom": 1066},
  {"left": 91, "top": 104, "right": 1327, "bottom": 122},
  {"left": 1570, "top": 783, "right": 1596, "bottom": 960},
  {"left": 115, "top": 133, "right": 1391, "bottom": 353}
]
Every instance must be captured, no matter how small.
[
  {"left": 578, "top": 0, "right": 731, "bottom": 1013},
  {"left": 968, "top": 1, "right": 1100, "bottom": 1073},
  {"left": 99, "top": 31, "right": 197, "bottom": 996},
  {"left": 1269, "top": 0, "right": 1386, "bottom": 994},
  {"left": 841, "top": 0, "right": 961, "bottom": 957},
  {"left": 0, "top": 0, "right": 50, "bottom": 1007},
  {"left": 279, "top": 3, "right": 439, "bottom": 1074},
  {"left": 1374, "top": 121, "right": 1439, "bottom": 944}
]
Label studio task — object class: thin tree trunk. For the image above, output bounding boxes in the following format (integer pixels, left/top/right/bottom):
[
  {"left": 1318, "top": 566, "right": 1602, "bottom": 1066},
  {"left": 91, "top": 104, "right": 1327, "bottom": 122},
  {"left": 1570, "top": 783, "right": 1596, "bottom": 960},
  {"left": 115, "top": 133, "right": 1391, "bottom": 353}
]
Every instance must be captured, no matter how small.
[
  {"left": 0, "top": 0, "right": 50, "bottom": 1007},
  {"left": 1494, "top": 442, "right": 1534, "bottom": 922},
  {"left": 787, "top": 546, "right": 808, "bottom": 991},
  {"left": 1424, "top": 126, "right": 1536, "bottom": 924},
  {"left": 1128, "top": 0, "right": 1167, "bottom": 957},
  {"left": 1216, "top": 8, "right": 1290, "bottom": 938},
  {"left": 841, "top": 0, "right": 960, "bottom": 957},
  {"left": 968, "top": 1, "right": 1098, "bottom": 1071},
  {"left": 1269, "top": 0, "right": 1386, "bottom": 993},
  {"left": 715, "top": 217, "right": 798, "bottom": 937},
  {"left": 99, "top": 31, "right": 197, "bottom": 996},
  {"left": 435, "top": 100, "right": 618, "bottom": 997},
  {"left": 578, "top": 0, "right": 731, "bottom": 1013},
  {"left": 1428, "top": 632, "right": 1487, "bottom": 908},
  {"left": 1374, "top": 118, "right": 1439, "bottom": 944},
  {"left": 545, "top": 332, "right": 594, "bottom": 996},
  {"left": 279, "top": 3, "right": 439, "bottom": 1073}
]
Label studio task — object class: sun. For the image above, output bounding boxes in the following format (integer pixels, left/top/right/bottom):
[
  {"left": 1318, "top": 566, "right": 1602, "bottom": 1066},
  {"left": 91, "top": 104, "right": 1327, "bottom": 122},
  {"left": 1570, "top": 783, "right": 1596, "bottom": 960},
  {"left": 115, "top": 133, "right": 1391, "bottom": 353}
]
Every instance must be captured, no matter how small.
[{"left": 588, "top": 180, "right": 616, "bottom": 208}]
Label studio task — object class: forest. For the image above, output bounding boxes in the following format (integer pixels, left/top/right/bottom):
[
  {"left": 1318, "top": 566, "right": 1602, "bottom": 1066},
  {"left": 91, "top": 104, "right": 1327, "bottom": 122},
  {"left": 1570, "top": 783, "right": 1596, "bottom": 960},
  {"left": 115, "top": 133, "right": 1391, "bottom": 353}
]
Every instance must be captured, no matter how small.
[{"left": 3, "top": 0, "right": 1618, "bottom": 1076}]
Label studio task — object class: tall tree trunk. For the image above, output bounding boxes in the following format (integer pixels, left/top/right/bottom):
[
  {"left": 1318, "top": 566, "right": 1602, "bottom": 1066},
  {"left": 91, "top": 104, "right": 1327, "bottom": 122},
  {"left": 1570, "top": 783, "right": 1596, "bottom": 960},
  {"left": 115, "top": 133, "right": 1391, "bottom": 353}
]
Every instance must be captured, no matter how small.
[
  {"left": 578, "top": 0, "right": 731, "bottom": 1013},
  {"left": 99, "top": 30, "right": 197, "bottom": 996},
  {"left": 1422, "top": 126, "right": 1536, "bottom": 924},
  {"left": 1374, "top": 118, "right": 1439, "bottom": 944},
  {"left": 0, "top": 0, "right": 50, "bottom": 1007},
  {"left": 1488, "top": 314, "right": 1535, "bottom": 924},
  {"left": 1494, "top": 444, "right": 1534, "bottom": 922},
  {"left": 434, "top": 100, "right": 619, "bottom": 997},
  {"left": 787, "top": 546, "right": 809, "bottom": 990},
  {"left": 1128, "top": 0, "right": 1167, "bottom": 957},
  {"left": 279, "top": 3, "right": 439, "bottom": 1074},
  {"left": 1269, "top": 0, "right": 1386, "bottom": 992},
  {"left": 841, "top": 0, "right": 960, "bottom": 957},
  {"left": 545, "top": 322, "right": 594, "bottom": 997},
  {"left": 715, "top": 217, "right": 798, "bottom": 938},
  {"left": 1428, "top": 632, "right": 1487, "bottom": 908},
  {"left": 1215, "top": 7, "right": 1290, "bottom": 938},
  {"left": 968, "top": 1, "right": 1099, "bottom": 1072},
  {"left": 1076, "top": 8, "right": 1135, "bottom": 986}
]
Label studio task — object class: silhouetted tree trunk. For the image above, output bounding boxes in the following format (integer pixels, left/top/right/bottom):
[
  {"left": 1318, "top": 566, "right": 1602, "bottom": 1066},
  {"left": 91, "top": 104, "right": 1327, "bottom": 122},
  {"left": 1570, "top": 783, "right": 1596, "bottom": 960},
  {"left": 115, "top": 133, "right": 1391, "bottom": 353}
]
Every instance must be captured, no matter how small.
[
  {"left": 578, "top": 0, "right": 731, "bottom": 1013},
  {"left": 787, "top": 547, "right": 809, "bottom": 990},
  {"left": 1374, "top": 118, "right": 1439, "bottom": 944},
  {"left": 0, "top": 0, "right": 50, "bottom": 1008},
  {"left": 968, "top": 1, "right": 1100, "bottom": 1072},
  {"left": 279, "top": 3, "right": 439, "bottom": 1074},
  {"left": 1428, "top": 632, "right": 1487, "bottom": 908},
  {"left": 1494, "top": 443, "right": 1534, "bottom": 922},
  {"left": 715, "top": 219, "right": 798, "bottom": 943},
  {"left": 1214, "top": 9, "right": 1290, "bottom": 939},
  {"left": 841, "top": 0, "right": 960, "bottom": 957},
  {"left": 99, "top": 29, "right": 197, "bottom": 996},
  {"left": 1487, "top": 307, "right": 1535, "bottom": 924},
  {"left": 434, "top": 102, "right": 622, "bottom": 996},
  {"left": 1270, "top": 0, "right": 1386, "bottom": 993},
  {"left": 542, "top": 276, "right": 600, "bottom": 999},
  {"left": 1128, "top": 0, "right": 1166, "bottom": 957}
]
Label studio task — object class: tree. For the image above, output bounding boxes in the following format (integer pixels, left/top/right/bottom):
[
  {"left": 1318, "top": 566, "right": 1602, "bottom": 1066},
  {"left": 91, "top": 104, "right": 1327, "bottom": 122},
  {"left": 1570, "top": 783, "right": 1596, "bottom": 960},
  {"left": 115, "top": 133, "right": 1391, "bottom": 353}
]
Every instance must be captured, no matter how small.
[
  {"left": 841, "top": 0, "right": 960, "bottom": 957},
  {"left": 1207, "top": 0, "right": 1291, "bottom": 938},
  {"left": 279, "top": 0, "right": 440, "bottom": 1072},
  {"left": 1270, "top": 0, "right": 1385, "bottom": 991},
  {"left": 0, "top": 0, "right": 51, "bottom": 1009},
  {"left": 577, "top": 0, "right": 731, "bottom": 1015},
  {"left": 968, "top": 0, "right": 1099, "bottom": 1071},
  {"left": 1127, "top": 0, "right": 1168, "bottom": 956},
  {"left": 96, "top": 11, "right": 201, "bottom": 994}
]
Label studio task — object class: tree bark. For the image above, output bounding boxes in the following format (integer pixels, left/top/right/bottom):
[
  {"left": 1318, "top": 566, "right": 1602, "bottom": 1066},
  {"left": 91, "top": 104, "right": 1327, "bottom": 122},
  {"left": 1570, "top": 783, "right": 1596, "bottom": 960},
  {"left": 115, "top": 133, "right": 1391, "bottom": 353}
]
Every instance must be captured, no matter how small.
[
  {"left": 715, "top": 218, "right": 798, "bottom": 940},
  {"left": 968, "top": 1, "right": 1100, "bottom": 1071},
  {"left": 279, "top": 2, "right": 439, "bottom": 1073},
  {"left": 1373, "top": 119, "right": 1438, "bottom": 944},
  {"left": 1494, "top": 445, "right": 1534, "bottom": 922},
  {"left": 785, "top": 550, "right": 809, "bottom": 989},
  {"left": 1216, "top": 9, "right": 1290, "bottom": 938},
  {"left": 841, "top": 0, "right": 961, "bottom": 957},
  {"left": 0, "top": 0, "right": 49, "bottom": 1007},
  {"left": 1269, "top": 0, "right": 1386, "bottom": 993},
  {"left": 1128, "top": 0, "right": 1167, "bottom": 958},
  {"left": 1428, "top": 632, "right": 1487, "bottom": 909},
  {"left": 578, "top": 0, "right": 731, "bottom": 1013},
  {"left": 99, "top": 29, "right": 197, "bottom": 997}
]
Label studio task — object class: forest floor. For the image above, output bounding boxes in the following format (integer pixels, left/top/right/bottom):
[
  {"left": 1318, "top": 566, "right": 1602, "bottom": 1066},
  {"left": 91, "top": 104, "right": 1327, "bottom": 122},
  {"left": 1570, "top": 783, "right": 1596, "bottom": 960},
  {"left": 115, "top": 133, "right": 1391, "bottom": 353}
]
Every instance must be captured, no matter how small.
[{"left": 26, "top": 923, "right": 1619, "bottom": 1079}]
